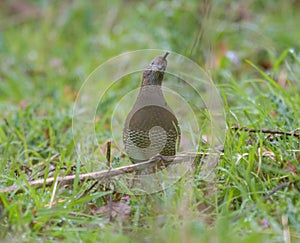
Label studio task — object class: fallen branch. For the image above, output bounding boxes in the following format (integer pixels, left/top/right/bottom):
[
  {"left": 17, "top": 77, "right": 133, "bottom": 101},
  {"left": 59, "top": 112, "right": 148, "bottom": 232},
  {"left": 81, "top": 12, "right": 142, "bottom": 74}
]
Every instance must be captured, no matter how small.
[
  {"left": 231, "top": 125, "right": 299, "bottom": 138},
  {"left": 0, "top": 152, "right": 220, "bottom": 193}
]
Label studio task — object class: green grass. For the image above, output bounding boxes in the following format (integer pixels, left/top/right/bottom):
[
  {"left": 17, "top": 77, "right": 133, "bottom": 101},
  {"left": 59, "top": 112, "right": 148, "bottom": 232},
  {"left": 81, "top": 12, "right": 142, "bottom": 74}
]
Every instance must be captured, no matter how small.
[{"left": 1, "top": 0, "right": 300, "bottom": 242}]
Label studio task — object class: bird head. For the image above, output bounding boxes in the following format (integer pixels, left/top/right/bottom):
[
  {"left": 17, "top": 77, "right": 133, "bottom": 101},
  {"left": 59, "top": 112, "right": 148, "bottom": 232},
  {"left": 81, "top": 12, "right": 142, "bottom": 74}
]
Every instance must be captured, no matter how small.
[{"left": 142, "top": 52, "right": 169, "bottom": 86}]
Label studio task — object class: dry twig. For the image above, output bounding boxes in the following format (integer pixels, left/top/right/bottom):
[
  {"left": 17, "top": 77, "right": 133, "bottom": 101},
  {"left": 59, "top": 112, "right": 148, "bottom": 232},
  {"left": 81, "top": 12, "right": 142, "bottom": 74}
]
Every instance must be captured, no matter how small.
[{"left": 231, "top": 125, "right": 299, "bottom": 138}]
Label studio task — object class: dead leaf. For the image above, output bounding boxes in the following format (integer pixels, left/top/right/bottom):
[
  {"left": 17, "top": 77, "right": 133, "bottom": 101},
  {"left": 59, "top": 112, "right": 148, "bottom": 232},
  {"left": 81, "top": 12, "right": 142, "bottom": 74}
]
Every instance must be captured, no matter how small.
[
  {"left": 282, "top": 160, "right": 298, "bottom": 174},
  {"left": 91, "top": 201, "right": 131, "bottom": 220},
  {"left": 4, "top": 0, "right": 40, "bottom": 18},
  {"left": 262, "top": 150, "right": 276, "bottom": 160},
  {"left": 18, "top": 99, "right": 30, "bottom": 109},
  {"left": 269, "top": 110, "right": 277, "bottom": 117}
]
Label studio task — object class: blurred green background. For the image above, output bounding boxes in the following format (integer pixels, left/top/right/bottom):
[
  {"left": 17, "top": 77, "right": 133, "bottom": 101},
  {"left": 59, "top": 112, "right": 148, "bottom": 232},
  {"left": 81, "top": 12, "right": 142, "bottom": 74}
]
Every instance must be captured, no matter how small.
[{"left": 1, "top": 0, "right": 299, "bottom": 103}]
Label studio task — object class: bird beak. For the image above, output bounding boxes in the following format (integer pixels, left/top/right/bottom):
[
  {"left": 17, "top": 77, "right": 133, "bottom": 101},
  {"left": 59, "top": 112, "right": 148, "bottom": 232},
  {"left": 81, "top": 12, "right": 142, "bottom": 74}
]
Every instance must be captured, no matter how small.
[{"left": 163, "top": 52, "right": 169, "bottom": 60}]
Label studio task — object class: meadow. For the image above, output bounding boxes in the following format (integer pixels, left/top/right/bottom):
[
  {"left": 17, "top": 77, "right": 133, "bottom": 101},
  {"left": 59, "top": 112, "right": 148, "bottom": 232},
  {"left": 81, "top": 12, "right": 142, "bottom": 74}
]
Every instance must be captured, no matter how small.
[{"left": 0, "top": 1, "right": 299, "bottom": 242}]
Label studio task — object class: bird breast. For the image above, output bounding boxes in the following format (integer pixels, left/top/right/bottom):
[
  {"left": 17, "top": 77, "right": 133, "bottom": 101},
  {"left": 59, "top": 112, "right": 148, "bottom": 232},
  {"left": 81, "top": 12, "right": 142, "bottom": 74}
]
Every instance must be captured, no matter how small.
[{"left": 123, "top": 87, "right": 180, "bottom": 163}]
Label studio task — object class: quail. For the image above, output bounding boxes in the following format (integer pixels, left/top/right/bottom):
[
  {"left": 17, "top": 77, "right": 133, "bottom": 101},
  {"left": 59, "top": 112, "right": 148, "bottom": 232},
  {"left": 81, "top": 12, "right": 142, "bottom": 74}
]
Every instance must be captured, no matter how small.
[{"left": 123, "top": 52, "right": 181, "bottom": 164}]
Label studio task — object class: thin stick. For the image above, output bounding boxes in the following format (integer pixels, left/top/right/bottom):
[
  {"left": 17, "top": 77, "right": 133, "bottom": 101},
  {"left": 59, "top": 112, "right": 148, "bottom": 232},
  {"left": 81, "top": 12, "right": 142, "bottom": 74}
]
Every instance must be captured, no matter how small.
[
  {"left": 231, "top": 125, "right": 300, "bottom": 138},
  {"left": 105, "top": 140, "right": 113, "bottom": 221},
  {"left": 106, "top": 140, "right": 111, "bottom": 167},
  {"left": 233, "top": 181, "right": 291, "bottom": 221},
  {"left": 262, "top": 182, "right": 290, "bottom": 200}
]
